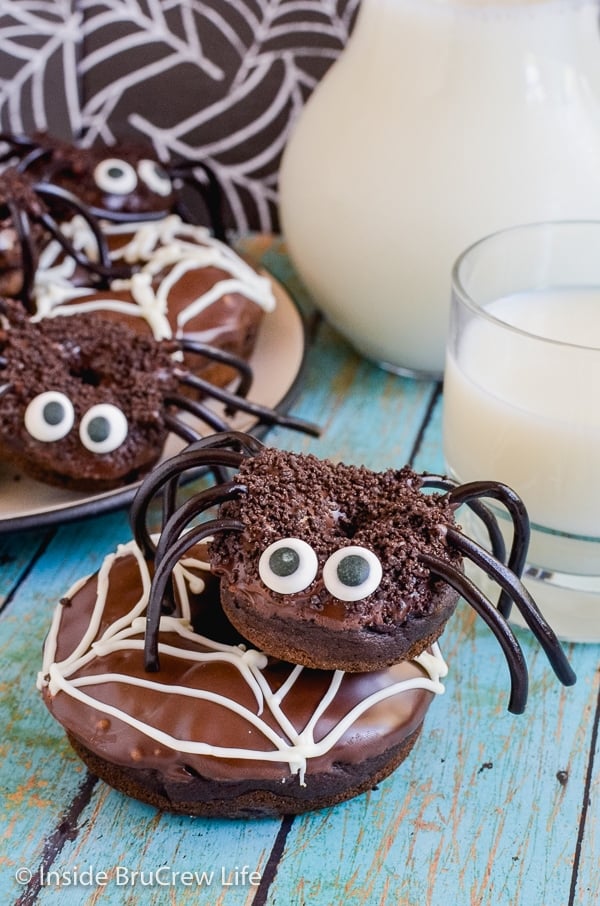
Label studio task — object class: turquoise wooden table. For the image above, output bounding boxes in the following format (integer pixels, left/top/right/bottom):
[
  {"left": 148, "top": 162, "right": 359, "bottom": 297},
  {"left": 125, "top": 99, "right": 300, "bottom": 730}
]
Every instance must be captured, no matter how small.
[{"left": 0, "top": 239, "right": 598, "bottom": 906}]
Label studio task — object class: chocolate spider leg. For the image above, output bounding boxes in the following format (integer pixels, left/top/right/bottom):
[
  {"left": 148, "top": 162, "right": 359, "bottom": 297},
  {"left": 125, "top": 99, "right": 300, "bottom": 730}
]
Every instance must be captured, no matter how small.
[
  {"left": 152, "top": 479, "right": 246, "bottom": 625},
  {"left": 91, "top": 207, "right": 168, "bottom": 224},
  {"left": 163, "top": 412, "right": 201, "bottom": 444},
  {"left": 165, "top": 393, "right": 233, "bottom": 433},
  {"left": 130, "top": 444, "right": 248, "bottom": 557},
  {"left": 173, "top": 429, "right": 264, "bottom": 458},
  {"left": 163, "top": 413, "right": 227, "bottom": 498},
  {"left": 144, "top": 517, "right": 244, "bottom": 671},
  {"left": 175, "top": 371, "right": 321, "bottom": 437},
  {"left": 447, "top": 481, "right": 530, "bottom": 619},
  {"left": 421, "top": 475, "right": 507, "bottom": 566},
  {"left": 446, "top": 528, "right": 576, "bottom": 687},
  {"left": 419, "top": 552, "right": 528, "bottom": 713},
  {"left": 34, "top": 183, "right": 120, "bottom": 279},
  {"left": 154, "top": 480, "right": 247, "bottom": 580},
  {"left": 18, "top": 145, "right": 53, "bottom": 172},
  {"left": 179, "top": 336, "right": 253, "bottom": 401},
  {"left": 0, "top": 132, "right": 37, "bottom": 162},
  {"left": 170, "top": 160, "right": 227, "bottom": 242},
  {"left": 7, "top": 201, "right": 37, "bottom": 313}
]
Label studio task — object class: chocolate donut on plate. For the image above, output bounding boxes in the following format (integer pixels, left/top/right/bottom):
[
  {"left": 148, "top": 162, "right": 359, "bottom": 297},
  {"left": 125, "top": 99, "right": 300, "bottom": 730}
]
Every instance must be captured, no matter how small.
[
  {"left": 0, "top": 143, "right": 274, "bottom": 391},
  {"left": 0, "top": 305, "right": 318, "bottom": 492},
  {"left": 32, "top": 213, "right": 276, "bottom": 390}
]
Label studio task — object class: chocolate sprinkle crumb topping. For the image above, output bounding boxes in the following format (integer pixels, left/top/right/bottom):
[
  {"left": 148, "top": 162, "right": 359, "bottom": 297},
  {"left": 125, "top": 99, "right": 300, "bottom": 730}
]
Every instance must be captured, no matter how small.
[{"left": 211, "top": 447, "right": 462, "bottom": 626}]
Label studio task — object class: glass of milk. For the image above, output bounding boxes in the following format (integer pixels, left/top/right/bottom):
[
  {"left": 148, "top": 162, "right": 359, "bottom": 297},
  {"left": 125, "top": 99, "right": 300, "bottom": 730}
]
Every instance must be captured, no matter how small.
[{"left": 443, "top": 221, "right": 600, "bottom": 642}]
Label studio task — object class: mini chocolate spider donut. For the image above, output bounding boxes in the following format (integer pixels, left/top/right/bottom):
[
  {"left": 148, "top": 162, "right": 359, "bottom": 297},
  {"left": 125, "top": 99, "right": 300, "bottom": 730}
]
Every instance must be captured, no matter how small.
[
  {"left": 0, "top": 130, "right": 224, "bottom": 233},
  {"left": 212, "top": 448, "right": 463, "bottom": 671},
  {"left": 0, "top": 302, "right": 176, "bottom": 489},
  {"left": 0, "top": 305, "right": 318, "bottom": 491},
  {"left": 132, "top": 433, "right": 575, "bottom": 710}
]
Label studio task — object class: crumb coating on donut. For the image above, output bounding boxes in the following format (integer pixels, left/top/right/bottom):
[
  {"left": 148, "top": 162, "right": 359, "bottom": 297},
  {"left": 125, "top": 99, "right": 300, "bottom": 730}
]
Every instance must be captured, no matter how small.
[
  {"left": 210, "top": 447, "right": 462, "bottom": 629},
  {"left": 0, "top": 307, "right": 177, "bottom": 488}
]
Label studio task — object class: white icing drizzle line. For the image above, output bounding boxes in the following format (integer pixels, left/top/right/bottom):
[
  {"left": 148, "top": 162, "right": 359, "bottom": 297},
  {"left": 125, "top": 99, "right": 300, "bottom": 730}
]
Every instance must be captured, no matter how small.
[
  {"left": 31, "top": 214, "right": 276, "bottom": 340},
  {"left": 39, "top": 540, "right": 448, "bottom": 783}
]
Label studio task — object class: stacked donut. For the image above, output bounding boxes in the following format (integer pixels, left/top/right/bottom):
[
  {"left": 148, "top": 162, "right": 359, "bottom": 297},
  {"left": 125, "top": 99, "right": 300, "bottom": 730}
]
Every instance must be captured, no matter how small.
[{"left": 38, "top": 434, "right": 575, "bottom": 817}]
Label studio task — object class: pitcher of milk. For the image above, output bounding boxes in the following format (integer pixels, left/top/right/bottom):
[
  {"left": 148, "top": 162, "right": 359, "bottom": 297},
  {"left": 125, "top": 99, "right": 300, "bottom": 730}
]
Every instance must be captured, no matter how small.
[{"left": 279, "top": 0, "right": 600, "bottom": 377}]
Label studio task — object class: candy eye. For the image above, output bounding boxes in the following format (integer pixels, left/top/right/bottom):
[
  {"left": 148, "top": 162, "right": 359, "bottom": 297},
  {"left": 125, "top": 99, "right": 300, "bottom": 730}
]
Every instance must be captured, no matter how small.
[
  {"left": 79, "top": 404, "right": 128, "bottom": 453},
  {"left": 24, "top": 391, "right": 75, "bottom": 442},
  {"left": 258, "top": 538, "right": 318, "bottom": 595},
  {"left": 138, "top": 159, "right": 173, "bottom": 197},
  {"left": 323, "top": 546, "right": 382, "bottom": 601},
  {"left": 94, "top": 158, "right": 138, "bottom": 195}
]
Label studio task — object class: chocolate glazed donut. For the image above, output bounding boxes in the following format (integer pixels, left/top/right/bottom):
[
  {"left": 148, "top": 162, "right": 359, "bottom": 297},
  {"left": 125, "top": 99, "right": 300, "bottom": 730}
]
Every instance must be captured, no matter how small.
[{"left": 38, "top": 540, "right": 446, "bottom": 816}]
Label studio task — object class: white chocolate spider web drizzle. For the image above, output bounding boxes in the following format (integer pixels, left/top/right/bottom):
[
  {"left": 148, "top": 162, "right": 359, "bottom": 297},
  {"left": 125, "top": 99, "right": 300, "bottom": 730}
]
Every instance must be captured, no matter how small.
[
  {"left": 39, "top": 540, "right": 447, "bottom": 783},
  {"left": 31, "top": 214, "right": 276, "bottom": 341}
]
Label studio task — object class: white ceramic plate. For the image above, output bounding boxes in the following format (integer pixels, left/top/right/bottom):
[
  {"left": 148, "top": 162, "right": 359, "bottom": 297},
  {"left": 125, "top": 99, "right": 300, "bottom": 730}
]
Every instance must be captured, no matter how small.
[{"left": 0, "top": 275, "right": 309, "bottom": 533}]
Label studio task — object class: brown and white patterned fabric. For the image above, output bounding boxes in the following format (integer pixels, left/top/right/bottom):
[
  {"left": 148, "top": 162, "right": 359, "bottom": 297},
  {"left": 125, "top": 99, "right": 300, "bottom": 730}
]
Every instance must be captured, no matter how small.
[{"left": 0, "top": 0, "right": 358, "bottom": 231}]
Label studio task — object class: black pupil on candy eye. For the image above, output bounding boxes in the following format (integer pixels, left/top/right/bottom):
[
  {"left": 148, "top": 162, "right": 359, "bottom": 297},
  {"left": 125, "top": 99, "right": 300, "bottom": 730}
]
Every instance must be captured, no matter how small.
[
  {"left": 43, "top": 401, "right": 64, "bottom": 426},
  {"left": 337, "top": 554, "right": 370, "bottom": 587},
  {"left": 107, "top": 166, "right": 124, "bottom": 180},
  {"left": 269, "top": 547, "right": 300, "bottom": 577},
  {"left": 87, "top": 416, "right": 110, "bottom": 443}
]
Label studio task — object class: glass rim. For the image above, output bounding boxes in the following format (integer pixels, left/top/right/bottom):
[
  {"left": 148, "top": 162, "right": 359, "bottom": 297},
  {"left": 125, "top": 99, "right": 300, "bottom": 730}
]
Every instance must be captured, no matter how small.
[{"left": 451, "top": 219, "right": 600, "bottom": 353}]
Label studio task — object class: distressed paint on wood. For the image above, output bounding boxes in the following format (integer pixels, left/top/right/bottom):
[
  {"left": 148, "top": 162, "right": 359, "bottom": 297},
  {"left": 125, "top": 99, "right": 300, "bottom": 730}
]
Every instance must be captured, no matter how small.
[
  {"left": 0, "top": 530, "right": 51, "bottom": 611},
  {"left": 263, "top": 623, "right": 597, "bottom": 906}
]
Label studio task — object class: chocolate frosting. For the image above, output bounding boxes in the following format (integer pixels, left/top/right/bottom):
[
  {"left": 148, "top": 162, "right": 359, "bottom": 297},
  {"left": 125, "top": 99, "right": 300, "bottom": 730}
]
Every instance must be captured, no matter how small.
[{"left": 39, "top": 541, "right": 446, "bottom": 788}]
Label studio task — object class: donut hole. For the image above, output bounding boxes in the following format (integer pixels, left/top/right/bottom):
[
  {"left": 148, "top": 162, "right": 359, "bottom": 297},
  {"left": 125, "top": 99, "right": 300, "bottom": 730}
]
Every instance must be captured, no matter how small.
[
  {"left": 336, "top": 516, "right": 357, "bottom": 539},
  {"left": 74, "top": 365, "right": 102, "bottom": 387}
]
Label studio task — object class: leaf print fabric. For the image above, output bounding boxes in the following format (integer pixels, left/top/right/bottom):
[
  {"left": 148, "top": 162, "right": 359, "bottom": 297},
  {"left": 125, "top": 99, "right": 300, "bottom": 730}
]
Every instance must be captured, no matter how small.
[{"left": 0, "top": 0, "right": 359, "bottom": 231}]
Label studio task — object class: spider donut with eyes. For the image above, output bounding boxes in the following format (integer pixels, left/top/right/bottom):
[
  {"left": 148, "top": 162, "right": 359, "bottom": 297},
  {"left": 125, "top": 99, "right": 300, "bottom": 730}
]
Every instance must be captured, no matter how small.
[
  {"left": 133, "top": 432, "right": 575, "bottom": 711},
  {"left": 0, "top": 130, "right": 225, "bottom": 236},
  {"left": 0, "top": 305, "right": 318, "bottom": 491},
  {"left": 38, "top": 431, "right": 574, "bottom": 817}
]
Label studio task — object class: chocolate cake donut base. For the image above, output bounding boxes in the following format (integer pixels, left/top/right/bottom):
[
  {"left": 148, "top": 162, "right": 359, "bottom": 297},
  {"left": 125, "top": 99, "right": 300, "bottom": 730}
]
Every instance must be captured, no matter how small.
[
  {"left": 40, "top": 541, "right": 447, "bottom": 818},
  {"left": 220, "top": 584, "right": 459, "bottom": 672},
  {"left": 68, "top": 727, "right": 423, "bottom": 818}
]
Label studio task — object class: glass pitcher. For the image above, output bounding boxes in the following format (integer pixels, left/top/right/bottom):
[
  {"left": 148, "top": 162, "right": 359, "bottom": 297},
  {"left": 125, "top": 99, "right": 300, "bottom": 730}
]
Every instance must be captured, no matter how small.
[{"left": 279, "top": 0, "right": 600, "bottom": 377}]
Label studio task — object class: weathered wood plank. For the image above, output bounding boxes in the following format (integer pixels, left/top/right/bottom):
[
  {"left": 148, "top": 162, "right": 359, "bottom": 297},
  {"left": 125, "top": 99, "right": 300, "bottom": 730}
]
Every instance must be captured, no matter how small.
[
  {"left": 263, "top": 620, "right": 595, "bottom": 906},
  {"left": 29, "top": 787, "right": 281, "bottom": 906},
  {"left": 0, "top": 529, "right": 51, "bottom": 611},
  {"left": 571, "top": 680, "right": 600, "bottom": 906},
  {"left": 0, "top": 511, "right": 133, "bottom": 899}
]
